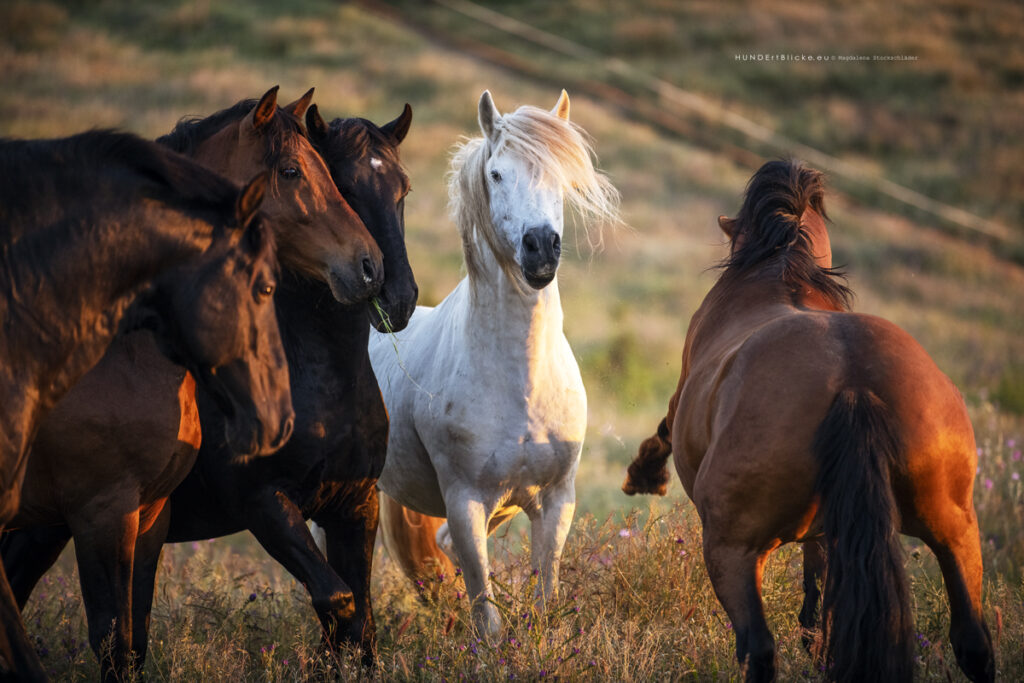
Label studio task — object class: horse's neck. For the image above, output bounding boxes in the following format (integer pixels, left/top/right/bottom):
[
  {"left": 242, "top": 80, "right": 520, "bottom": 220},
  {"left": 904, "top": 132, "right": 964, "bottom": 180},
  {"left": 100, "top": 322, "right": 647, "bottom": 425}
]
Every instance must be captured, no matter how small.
[
  {"left": 277, "top": 272, "right": 369, "bottom": 354},
  {"left": 3, "top": 201, "right": 213, "bottom": 403},
  {"left": 462, "top": 258, "right": 566, "bottom": 384}
]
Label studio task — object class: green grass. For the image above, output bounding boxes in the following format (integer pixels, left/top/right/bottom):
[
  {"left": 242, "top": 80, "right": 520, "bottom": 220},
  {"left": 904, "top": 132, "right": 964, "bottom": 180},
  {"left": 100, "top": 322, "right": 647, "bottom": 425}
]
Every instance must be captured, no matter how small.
[{"left": 3, "top": 0, "right": 1023, "bottom": 679}]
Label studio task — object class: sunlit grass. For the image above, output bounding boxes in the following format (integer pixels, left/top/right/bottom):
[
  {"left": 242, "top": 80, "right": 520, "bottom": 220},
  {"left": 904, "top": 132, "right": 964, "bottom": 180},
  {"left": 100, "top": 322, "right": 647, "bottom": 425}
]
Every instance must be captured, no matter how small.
[{"left": 23, "top": 411, "right": 1023, "bottom": 680}]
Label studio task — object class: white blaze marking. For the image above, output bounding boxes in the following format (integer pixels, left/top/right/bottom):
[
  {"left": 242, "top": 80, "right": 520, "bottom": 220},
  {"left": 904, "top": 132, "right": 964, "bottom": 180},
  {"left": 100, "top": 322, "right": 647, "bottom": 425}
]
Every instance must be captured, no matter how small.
[{"left": 370, "top": 157, "right": 384, "bottom": 171}]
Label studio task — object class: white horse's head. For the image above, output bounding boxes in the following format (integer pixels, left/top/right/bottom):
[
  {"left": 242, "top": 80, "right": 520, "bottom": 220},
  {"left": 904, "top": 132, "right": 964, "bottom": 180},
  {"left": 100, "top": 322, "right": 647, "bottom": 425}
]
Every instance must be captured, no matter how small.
[{"left": 449, "top": 90, "right": 620, "bottom": 291}]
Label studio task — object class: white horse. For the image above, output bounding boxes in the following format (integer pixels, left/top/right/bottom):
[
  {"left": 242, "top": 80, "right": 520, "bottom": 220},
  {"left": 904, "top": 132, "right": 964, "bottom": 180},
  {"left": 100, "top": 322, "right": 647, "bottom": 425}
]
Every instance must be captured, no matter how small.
[{"left": 369, "top": 89, "right": 620, "bottom": 637}]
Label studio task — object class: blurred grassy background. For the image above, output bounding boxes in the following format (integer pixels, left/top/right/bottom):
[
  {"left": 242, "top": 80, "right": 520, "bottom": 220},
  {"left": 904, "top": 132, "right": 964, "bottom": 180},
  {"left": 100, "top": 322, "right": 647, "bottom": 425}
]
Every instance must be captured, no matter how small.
[{"left": 2, "top": 0, "right": 1022, "bottom": 678}]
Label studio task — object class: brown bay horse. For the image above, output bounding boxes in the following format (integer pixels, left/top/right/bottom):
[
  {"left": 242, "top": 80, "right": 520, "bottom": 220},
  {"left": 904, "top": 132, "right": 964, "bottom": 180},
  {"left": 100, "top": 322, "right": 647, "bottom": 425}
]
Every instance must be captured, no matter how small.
[
  {"left": 622, "top": 160, "right": 993, "bottom": 683},
  {"left": 0, "top": 130, "right": 292, "bottom": 680},
  {"left": 1, "top": 87, "right": 378, "bottom": 680}
]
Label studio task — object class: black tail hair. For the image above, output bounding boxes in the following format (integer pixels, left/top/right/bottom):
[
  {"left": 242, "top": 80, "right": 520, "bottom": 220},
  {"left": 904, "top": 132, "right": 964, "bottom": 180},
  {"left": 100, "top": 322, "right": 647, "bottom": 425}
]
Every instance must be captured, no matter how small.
[{"left": 813, "top": 388, "right": 914, "bottom": 683}]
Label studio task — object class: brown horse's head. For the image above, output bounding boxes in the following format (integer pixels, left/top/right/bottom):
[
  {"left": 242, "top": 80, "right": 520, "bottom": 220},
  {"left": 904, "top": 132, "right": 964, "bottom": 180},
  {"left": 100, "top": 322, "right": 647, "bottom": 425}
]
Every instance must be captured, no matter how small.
[
  {"left": 717, "top": 159, "right": 850, "bottom": 310},
  {"left": 144, "top": 173, "right": 294, "bottom": 457},
  {"left": 159, "top": 87, "right": 384, "bottom": 304}
]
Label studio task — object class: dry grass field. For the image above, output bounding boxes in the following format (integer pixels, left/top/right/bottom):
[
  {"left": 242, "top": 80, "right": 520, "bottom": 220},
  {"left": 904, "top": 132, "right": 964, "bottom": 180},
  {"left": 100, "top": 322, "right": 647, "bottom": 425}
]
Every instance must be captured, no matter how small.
[{"left": 2, "top": 0, "right": 1022, "bottom": 679}]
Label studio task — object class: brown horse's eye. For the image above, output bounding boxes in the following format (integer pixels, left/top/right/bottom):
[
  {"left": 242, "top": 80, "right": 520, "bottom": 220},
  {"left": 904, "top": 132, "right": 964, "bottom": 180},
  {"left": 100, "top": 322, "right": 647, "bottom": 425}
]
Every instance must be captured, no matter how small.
[
  {"left": 258, "top": 283, "right": 275, "bottom": 298},
  {"left": 280, "top": 167, "right": 301, "bottom": 180}
]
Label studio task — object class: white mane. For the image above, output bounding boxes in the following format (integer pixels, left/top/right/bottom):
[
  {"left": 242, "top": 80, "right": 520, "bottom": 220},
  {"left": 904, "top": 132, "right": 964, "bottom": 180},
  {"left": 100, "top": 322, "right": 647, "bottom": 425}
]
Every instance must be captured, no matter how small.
[{"left": 446, "top": 104, "right": 621, "bottom": 284}]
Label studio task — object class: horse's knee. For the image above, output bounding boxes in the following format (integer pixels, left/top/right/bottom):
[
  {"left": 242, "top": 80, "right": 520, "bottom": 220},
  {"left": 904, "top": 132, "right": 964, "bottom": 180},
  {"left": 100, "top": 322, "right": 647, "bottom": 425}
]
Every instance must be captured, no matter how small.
[
  {"left": 952, "top": 619, "right": 994, "bottom": 683},
  {"left": 312, "top": 589, "right": 356, "bottom": 624}
]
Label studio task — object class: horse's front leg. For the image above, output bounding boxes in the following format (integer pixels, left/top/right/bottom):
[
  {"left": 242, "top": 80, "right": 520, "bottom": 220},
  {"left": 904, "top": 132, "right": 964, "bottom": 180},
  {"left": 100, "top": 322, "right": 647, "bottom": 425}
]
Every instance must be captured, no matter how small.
[
  {"left": 0, "top": 423, "right": 48, "bottom": 682},
  {"left": 245, "top": 489, "right": 356, "bottom": 644},
  {"left": 69, "top": 503, "right": 140, "bottom": 683},
  {"left": 529, "top": 479, "right": 576, "bottom": 606},
  {"left": 313, "top": 479, "right": 378, "bottom": 665},
  {"left": 443, "top": 493, "right": 500, "bottom": 639},
  {"left": 129, "top": 501, "right": 172, "bottom": 670}
]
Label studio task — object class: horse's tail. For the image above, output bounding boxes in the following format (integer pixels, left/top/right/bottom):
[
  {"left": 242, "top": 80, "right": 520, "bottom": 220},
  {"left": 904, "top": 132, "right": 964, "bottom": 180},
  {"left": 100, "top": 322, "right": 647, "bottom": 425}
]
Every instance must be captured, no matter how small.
[
  {"left": 378, "top": 492, "right": 455, "bottom": 595},
  {"left": 622, "top": 415, "right": 673, "bottom": 495},
  {"left": 813, "top": 388, "right": 914, "bottom": 683}
]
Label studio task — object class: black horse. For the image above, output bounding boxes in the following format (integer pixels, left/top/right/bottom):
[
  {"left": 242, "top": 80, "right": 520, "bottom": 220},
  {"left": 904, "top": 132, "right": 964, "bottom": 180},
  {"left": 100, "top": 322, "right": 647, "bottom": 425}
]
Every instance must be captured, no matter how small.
[
  {"left": 0, "top": 131, "right": 292, "bottom": 680},
  {"left": 162, "top": 103, "right": 417, "bottom": 661}
]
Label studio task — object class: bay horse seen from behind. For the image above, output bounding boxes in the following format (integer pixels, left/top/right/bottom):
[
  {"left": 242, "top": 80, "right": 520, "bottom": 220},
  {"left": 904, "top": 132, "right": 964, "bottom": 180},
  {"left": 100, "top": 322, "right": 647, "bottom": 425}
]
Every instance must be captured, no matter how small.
[
  {"left": 623, "top": 160, "right": 994, "bottom": 683},
  {"left": 371, "top": 90, "right": 620, "bottom": 639},
  {"left": 0, "top": 130, "right": 292, "bottom": 681}
]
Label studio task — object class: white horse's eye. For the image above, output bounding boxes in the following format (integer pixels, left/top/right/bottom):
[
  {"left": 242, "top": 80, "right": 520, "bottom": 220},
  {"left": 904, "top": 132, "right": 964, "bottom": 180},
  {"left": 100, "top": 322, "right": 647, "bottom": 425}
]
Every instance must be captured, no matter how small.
[{"left": 490, "top": 170, "right": 502, "bottom": 182}]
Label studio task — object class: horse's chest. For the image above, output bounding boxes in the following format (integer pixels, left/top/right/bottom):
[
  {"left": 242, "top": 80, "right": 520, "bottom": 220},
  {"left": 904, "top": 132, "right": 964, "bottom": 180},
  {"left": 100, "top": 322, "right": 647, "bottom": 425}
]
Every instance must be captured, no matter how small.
[{"left": 430, "top": 383, "right": 584, "bottom": 489}]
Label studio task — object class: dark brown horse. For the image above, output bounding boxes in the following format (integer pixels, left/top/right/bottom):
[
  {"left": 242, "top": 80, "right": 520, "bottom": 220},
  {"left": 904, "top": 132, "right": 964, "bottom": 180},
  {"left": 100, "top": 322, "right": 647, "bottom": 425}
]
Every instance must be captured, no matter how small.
[
  {"left": 0, "top": 130, "right": 292, "bottom": 681},
  {"left": 1, "top": 87, "right": 378, "bottom": 680},
  {"left": 623, "top": 160, "right": 994, "bottom": 683}
]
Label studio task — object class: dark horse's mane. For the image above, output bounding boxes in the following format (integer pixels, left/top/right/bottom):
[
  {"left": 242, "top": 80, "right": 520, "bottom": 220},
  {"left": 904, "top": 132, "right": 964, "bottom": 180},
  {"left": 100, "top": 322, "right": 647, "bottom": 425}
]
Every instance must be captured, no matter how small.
[
  {"left": 158, "top": 98, "right": 305, "bottom": 169},
  {"left": 0, "top": 130, "right": 240, "bottom": 242},
  {"left": 721, "top": 159, "right": 853, "bottom": 310}
]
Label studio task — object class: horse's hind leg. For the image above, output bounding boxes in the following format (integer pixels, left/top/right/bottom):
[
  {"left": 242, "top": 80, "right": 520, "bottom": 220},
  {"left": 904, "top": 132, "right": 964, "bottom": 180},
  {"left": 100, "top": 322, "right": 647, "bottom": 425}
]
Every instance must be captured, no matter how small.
[
  {"left": 916, "top": 512, "right": 994, "bottom": 682},
  {"left": 1, "top": 525, "right": 72, "bottom": 609},
  {"left": 378, "top": 491, "right": 455, "bottom": 592},
  {"left": 798, "top": 539, "right": 824, "bottom": 654},
  {"left": 703, "top": 536, "right": 776, "bottom": 683}
]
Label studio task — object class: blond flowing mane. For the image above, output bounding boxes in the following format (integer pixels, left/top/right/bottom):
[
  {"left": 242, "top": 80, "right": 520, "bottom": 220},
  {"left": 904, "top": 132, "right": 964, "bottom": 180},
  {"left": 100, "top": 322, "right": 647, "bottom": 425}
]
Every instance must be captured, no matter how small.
[{"left": 447, "top": 104, "right": 621, "bottom": 283}]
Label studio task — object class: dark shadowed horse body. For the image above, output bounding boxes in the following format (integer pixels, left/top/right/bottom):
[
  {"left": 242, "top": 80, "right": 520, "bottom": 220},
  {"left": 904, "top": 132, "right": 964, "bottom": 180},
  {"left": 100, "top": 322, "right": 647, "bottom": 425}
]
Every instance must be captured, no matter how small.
[
  {"left": 0, "top": 130, "right": 291, "bottom": 681},
  {"left": 163, "top": 103, "right": 417, "bottom": 660},
  {"left": 0, "top": 87, "right": 382, "bottom": 680},
  {"left": 623, "top": 160, "right": 994, "bottom": 683}
]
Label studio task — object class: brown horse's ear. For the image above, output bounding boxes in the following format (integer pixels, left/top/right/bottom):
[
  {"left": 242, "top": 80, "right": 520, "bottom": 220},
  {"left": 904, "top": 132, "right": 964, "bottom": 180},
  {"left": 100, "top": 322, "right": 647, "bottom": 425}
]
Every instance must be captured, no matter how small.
[
  {"left": 283, "top": 87, "right": 315, "bottom": 119},
  {"left": 236, "top": 172, "right": 269, "bottom": 234},
  {"left": 245, "top": 86, "right": 280, "bottom": 134},
  {"left": 305, "top": 104, "right": 329, "bottom": 145},
  {"left": 551, "top": 89, "right": 570, "bottom": 121},
  {"left": 478, "top": 90, "right": 500, "bottom": 141},
  {"left": 718, "top": 215, "right": 737, "bottom": 238},
  {"left": 381, "top": 103, "right": 412, "bottom": 144}
]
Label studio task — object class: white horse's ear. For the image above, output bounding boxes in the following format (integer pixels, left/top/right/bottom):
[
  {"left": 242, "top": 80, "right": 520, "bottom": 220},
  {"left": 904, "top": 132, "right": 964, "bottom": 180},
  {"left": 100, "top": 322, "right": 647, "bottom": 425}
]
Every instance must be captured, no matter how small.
[
  {"left": 479, "top": 90, "right": 500, "bottom": 140},
  {"left": 552, "top": 89, "right": 570, "bottom": 121}
]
